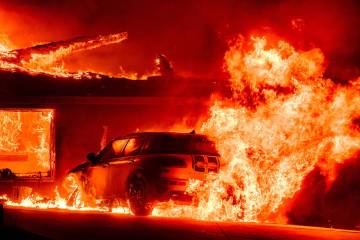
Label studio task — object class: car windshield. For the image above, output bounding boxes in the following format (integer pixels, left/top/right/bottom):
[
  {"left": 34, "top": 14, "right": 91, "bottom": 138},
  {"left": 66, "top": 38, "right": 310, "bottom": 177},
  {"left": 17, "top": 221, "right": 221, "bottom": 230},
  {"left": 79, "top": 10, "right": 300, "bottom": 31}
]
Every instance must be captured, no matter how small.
[{"left": 143, "top": 134, "right": 219, "bottom": 155}]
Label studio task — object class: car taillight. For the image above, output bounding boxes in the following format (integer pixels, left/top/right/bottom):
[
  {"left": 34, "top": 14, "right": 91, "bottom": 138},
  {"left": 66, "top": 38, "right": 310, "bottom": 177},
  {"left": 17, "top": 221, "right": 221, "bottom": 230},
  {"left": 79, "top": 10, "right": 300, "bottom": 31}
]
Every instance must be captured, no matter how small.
[
  {"left": 193, "top": 155, "right": 206, "bottom": 172},
  {"left": 193, "top": 155, "right": 219, "bottom": 173},
  {"left": 207, "top": 156, "right": 219, "bottom": 173}
]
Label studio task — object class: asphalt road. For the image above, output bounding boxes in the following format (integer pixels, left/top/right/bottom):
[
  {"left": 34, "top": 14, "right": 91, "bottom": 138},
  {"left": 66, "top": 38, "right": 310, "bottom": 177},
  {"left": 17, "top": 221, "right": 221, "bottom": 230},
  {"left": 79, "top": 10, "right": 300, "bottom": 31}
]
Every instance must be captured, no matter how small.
[{"left": 2, "top": 206, "right": 360, "bottom": 240}]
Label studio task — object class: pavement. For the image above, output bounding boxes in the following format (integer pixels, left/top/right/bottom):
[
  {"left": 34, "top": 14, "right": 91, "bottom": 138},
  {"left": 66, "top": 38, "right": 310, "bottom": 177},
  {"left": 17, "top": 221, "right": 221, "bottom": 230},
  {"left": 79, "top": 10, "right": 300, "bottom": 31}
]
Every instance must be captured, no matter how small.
[{"left": 2, "top": 206, "right": 360, "bottom": 240}]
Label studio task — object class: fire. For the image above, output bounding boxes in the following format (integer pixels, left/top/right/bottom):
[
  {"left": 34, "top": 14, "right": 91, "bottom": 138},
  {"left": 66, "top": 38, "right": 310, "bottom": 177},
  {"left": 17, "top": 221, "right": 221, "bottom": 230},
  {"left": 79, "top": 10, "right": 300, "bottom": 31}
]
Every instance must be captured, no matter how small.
[
  {"left": 0, "top": 43, "right": 8, "bottom": 52},
  {"left": 154, "top": 35, "right": 359, "bottom": 222},
  {"left": 17, "top": 33, "right": 128, "bottom": 76},
  {"left": 0, "top": 33, "right": 13, "bottom": 52},
  {"left": 0, "top": 32, "right": 130, "bottom": 79},
  {"left": 1, "top": 176, "right": 130, "bottom": 215},
  {"left": 1, "top": 35, "right": 359, "bottom": 224},
  {"left": 0, "top": 110, "right": 54, "bottom": 176},
  {"left": 0, "top": 31, "right": 161, "bottom": 80}
]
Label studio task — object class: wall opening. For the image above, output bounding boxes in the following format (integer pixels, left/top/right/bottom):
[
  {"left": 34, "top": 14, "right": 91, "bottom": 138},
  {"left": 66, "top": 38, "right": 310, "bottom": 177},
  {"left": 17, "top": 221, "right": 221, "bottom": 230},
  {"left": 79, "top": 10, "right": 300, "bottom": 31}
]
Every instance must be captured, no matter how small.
[{"left": 0, "top": 109, "right": 55, "bottom": 181}]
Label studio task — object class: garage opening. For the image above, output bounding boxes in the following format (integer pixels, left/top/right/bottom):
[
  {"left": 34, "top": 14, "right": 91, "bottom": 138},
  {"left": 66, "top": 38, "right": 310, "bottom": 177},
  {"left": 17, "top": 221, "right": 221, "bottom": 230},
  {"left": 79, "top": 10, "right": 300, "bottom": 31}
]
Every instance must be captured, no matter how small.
[{"left": 0, "top": 109, "right": 55, "bottom": 181}]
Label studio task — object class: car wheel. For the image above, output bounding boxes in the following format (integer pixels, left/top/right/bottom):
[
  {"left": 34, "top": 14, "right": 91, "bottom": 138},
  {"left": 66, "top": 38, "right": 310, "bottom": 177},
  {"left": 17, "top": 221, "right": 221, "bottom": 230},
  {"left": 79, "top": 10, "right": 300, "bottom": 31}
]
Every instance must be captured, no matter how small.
[{"left": 127, "top": 175, "right": 153, "bottom": 216}]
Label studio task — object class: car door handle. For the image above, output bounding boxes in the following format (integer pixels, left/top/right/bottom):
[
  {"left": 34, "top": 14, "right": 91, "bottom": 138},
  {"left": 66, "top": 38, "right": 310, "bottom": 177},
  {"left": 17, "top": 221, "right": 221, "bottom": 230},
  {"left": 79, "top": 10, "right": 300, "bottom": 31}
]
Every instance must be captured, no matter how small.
[
  {"left": 103, "top": 162, "right": 110, "bottom": 168},
  {"left": 128, "top": 159, "right": 135, "bottom": 164}
]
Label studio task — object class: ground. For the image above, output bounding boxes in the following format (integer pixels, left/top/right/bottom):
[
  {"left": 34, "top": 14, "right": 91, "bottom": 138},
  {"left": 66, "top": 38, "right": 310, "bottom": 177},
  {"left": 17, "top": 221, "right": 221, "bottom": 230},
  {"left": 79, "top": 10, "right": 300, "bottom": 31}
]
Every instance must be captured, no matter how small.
[{"left": 2, "top": 206, "right": 360, "bottom": 240}]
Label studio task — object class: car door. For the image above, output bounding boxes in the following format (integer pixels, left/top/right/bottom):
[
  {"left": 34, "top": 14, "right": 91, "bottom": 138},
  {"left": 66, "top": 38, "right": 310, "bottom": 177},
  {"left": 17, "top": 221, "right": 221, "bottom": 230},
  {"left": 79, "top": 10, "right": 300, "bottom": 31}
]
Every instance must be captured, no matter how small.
[
  {"left": 86, "top": 141, "right": 121, "bottom": 199},
  {"left": 108, "top": 137, "right": 145, "bottom": 199},
  {"left": 105, "top": 138, "right": 129, "bottom": 199}
]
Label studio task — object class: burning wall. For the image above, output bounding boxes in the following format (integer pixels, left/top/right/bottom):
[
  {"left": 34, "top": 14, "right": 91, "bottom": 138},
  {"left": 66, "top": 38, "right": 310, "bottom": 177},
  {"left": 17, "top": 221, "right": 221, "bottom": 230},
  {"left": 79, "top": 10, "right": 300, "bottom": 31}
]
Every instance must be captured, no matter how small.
[
  {"left": 0, "top": 109, "right": 54, "bottom": 179},
  {"left": 0, "top": 0, "right": 359, "bottom": 229}
]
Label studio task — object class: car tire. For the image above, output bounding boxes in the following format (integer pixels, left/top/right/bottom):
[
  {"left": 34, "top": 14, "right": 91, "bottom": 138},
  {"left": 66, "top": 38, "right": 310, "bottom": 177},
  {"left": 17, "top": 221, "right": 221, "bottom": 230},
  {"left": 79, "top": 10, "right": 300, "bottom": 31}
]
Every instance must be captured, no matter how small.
[{"left": 127, "top": 175, "right": 153, "bottom": 216}]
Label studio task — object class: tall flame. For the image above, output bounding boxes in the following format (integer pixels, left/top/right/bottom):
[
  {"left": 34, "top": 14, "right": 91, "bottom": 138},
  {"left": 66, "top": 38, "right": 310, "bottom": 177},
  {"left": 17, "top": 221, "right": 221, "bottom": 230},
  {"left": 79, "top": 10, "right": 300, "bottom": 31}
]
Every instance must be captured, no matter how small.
[
  {"left": 2, "top": 35, "right": 359, "bottom": 224},
  {"left": 154, "top": 35, "right": 360, "bottom": 222}
]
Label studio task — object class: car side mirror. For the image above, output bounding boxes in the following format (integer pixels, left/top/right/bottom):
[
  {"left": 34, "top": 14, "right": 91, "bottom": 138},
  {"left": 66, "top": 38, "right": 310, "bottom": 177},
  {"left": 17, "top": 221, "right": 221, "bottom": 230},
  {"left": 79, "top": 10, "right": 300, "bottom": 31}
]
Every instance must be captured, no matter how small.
[{"left": 87, "top": 152, "right": 98, "bottom": 164}]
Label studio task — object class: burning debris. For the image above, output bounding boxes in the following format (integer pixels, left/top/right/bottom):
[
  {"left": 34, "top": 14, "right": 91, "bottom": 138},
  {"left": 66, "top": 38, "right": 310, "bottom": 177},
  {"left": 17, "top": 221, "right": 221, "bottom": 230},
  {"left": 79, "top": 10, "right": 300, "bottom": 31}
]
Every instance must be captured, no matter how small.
[
  {"left": 153, "top": 35, "right": 360, "bottom": 223},
  {"left": 4, "top": 33, "right": 128, "bottom": 65},
  {"left": 0, "top": 32, "right": 129, "bottom": 79}
]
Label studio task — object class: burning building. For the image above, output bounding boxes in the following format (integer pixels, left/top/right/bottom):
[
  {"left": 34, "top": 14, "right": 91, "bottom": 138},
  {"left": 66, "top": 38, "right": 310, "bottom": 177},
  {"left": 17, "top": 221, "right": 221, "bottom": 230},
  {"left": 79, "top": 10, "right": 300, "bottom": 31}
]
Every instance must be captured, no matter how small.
[
  {"left": 0, "top": 0, "right": 360, "bottom": 235},
  {"left": 0, "top": 32, "right": 226, "bottom": 198}
]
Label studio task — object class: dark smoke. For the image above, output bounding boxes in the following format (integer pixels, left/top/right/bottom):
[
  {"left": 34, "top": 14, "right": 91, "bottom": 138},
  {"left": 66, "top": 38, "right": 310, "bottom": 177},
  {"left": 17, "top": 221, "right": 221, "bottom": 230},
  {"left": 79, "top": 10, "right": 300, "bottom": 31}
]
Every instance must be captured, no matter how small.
[{"left": 287, "top": 153, "right": 360, "bottom": 230}]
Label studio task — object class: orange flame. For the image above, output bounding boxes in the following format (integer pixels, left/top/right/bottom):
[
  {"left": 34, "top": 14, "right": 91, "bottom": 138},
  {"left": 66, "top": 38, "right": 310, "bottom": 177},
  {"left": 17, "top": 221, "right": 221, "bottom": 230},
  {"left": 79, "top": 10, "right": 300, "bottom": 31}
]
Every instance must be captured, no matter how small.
[
  {"left": 2, "top": 35, "right": 359, "bottom": 224},
  {"left": 0, "top": 32, "right": 133, "bottom": 79},
  {"left": 0, "top": 32, "right": 160, "bottom": 80},
  {"left": 1, "top": 175, "right": 130, "bottom": 214},
  {"left": 154, "top": 35, "right": 360, "bottom": 222},
  {"left": 0, "top": 110, "right": 54, "bottom": 175}
]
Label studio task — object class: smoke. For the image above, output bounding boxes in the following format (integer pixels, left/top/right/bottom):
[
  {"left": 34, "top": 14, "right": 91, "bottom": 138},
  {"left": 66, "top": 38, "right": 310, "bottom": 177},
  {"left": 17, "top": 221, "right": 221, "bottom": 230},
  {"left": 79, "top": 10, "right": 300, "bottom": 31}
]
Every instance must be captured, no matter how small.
[{"left": 0, "top": 0, "right": 359, "bottom": 79}]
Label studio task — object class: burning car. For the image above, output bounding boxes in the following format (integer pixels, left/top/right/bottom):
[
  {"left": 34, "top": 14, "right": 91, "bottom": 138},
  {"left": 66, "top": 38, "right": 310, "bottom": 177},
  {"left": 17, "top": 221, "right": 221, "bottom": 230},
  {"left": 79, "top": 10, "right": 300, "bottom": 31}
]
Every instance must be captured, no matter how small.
[{"left": 65, "top": 131, "right": 220, "bottom": 216}]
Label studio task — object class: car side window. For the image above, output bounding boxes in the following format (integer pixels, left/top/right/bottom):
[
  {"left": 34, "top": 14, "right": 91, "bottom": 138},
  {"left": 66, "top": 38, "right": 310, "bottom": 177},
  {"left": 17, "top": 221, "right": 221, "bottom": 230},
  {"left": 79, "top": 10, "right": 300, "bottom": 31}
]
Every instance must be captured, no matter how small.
[
  {"left": 99, "top": 139, "right": 128, "bottom": 162},
  {"left": 112, "top": 139, "right": 128, "bottom": 156},
  {"left": 123, "top": 138, "right": 144, "bottom": 156},
  {"left": 99, "top": 144, "right": 115, "bottom": 162}
]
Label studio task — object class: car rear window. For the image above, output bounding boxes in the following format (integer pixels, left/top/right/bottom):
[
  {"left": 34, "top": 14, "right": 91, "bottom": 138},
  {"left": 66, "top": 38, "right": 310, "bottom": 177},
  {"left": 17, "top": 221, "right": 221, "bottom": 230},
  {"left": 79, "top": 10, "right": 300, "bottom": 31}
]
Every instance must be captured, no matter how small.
[{"left": 143, "top": 134, "right": 219, "bottom": 155}]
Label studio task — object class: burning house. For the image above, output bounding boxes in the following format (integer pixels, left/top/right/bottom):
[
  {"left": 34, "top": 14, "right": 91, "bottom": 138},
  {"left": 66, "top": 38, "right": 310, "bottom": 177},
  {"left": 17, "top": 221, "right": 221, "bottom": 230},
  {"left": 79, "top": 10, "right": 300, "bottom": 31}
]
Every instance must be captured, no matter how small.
[
  {"left": 0, "top": 1, "right": 360, "bottom": 238},
  {"left": 0, "top": 33, "right": 228, "bottom": 198}
]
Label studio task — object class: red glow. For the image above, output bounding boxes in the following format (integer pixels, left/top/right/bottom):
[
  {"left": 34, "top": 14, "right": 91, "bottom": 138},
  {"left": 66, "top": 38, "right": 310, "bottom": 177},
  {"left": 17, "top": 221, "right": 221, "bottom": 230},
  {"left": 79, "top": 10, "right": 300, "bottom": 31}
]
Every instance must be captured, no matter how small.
[{"left": 0, "top": 1, "right": 359, "bottom": 231}]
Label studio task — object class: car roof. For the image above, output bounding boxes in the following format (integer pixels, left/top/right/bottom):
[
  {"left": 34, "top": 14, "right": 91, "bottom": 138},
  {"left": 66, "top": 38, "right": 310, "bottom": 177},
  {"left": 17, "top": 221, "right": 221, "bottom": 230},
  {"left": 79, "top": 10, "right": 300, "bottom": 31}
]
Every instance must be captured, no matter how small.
[{"left": 115, "top": 131, "right": 209, "bottom": 140}]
